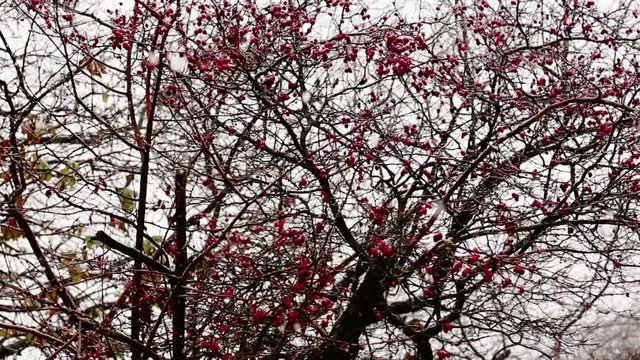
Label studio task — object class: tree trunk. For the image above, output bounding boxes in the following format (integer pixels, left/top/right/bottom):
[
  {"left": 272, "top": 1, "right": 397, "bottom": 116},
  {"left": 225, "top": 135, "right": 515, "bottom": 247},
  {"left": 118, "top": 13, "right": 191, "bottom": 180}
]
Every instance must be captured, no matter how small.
[{"left": 311, "top": 265, "right": 385, "bottom": 360}]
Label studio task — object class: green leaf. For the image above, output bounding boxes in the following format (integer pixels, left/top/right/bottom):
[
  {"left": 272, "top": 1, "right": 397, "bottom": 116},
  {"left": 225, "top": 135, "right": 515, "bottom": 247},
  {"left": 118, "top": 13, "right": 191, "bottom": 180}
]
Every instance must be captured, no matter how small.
[
  {"left": 25, "top": 333, "right": 37, "bottom": 345},
  {"left": 36, "top": 159, "right": 53, "bottom": 181},
  {"left": 116, "top": 187, "right": 137, "bottom": 214},
  {"left": 84, "top": 235, "right": 101, "bottom": 248},
  {"left": 90, "top": 306, "right": 103, "bottom": 320},
  {"left": 22, "top": 298, "right": 40, "bottom": 309},
  {"left": 101, "top": 92, "right": 109, "bottom": 103},
  {"left": 0, "top": 329, "right": 15, "bottom": 338},
  {"left": 57, "top": 162, "right": 79, "bottom": 190},
  {"left": 143, "top": 240, "right": 156, "bottom": 256},
  {"left": 61, "top": 162, "right": 80, "bottom": 173}
]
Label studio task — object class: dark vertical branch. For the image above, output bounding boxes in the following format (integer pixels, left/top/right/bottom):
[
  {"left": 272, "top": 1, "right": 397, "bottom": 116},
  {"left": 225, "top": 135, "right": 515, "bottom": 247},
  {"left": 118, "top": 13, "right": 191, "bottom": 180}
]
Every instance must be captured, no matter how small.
[
  {"left": 131, "top": 19, "right": 165, "bottom": 360},
  {"left": 131, "top": 123, "right": 151, "bottom": 360},
  {"left": 172, "top": 171, "right": 188, "bottom": 360},
  {"left": 128, "top": 9, "right": 145, "bottom": 357},
  {"left": 310, "top": 264, "right": 385, "bottom": 360}
]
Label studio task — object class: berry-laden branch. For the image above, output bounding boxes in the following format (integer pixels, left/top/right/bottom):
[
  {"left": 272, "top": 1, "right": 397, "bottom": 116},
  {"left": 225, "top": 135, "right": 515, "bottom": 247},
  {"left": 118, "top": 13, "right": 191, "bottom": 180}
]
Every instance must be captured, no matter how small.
[{"left": 2, "top": 0, "right": 640, "bottom": 359}]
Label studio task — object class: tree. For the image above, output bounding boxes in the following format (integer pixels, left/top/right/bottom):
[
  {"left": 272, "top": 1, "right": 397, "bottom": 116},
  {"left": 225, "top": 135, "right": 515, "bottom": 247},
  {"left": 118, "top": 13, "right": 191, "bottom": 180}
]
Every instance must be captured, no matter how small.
[
  {"left": 582, "top": 316, "right": 640, "bottom": 360},
  {"left": 1, "top": 0, "right": 640, "bottom": 359}
]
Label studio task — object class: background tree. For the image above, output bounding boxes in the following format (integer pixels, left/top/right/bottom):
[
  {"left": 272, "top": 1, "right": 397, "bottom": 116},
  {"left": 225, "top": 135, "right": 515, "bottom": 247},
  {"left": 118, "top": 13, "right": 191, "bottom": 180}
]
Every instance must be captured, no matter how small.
[
  {"left": 1, "top": 0, "right": 640, "bottom": 359},
  {"left": 584, "top": 322, "right": 640, "bottom": 360}
]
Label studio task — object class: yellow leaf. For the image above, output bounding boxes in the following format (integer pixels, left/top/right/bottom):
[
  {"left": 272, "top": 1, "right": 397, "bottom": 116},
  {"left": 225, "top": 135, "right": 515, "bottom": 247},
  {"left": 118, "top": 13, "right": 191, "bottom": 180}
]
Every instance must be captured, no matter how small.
[
  {"left": 60, "top": 253, "right": 84, "bottom": 283},
  {"left": 81, "top": 56, "right": 107, "bottom": 77},
  {"left": 1, "top": 218, "right": 22, "bottom": 240},
  {"left": 21, "top": 116, "right": 47, "bottom": 144},
  {"left": 44, "top": 289, "right": 58, "bottom": 303},
  {"left": 116, "top": 187, "right": 137, "bottom": 214},
  {"left": 0, "top": 329, "right": 15, "bottom": 338},
  {"left": 15, "top": 197, "right": 25, "bottom": 210}
]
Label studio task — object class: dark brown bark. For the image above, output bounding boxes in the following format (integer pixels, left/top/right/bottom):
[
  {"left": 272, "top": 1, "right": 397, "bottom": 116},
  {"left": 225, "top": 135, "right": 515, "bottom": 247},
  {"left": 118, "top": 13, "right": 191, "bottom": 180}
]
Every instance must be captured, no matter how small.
[
  {"left": 92, "top": 231, "right": 172, "bottom": 274},
  {"left": 312, "top": 264, "right": 385, "bottom": 360},
  {"left": 171, "top": 171, "right": 188, "bottom": 360}
]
